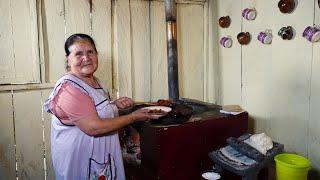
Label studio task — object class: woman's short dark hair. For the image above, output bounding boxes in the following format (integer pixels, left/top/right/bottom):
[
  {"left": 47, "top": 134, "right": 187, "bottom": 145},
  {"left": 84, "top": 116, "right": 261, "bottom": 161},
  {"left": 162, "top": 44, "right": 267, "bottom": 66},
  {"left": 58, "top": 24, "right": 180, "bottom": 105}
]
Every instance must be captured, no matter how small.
[{"left": 64, "top": 33, "right": 97, "bottom": 56}]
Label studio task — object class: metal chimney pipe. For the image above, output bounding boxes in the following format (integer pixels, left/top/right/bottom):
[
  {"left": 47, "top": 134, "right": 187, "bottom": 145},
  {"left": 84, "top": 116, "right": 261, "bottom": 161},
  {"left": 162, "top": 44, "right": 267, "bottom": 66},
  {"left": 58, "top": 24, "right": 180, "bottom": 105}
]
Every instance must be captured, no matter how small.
[{"left": 165, "top": 0, "right": 179, "bottom": 100}]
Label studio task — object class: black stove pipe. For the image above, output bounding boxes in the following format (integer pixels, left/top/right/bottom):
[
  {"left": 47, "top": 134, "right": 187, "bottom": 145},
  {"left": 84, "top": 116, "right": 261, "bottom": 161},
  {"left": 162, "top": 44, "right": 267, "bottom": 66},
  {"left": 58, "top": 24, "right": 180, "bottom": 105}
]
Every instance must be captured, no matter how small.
[{"left": 165, "top": 0, "right": 179, "bottom": 100}]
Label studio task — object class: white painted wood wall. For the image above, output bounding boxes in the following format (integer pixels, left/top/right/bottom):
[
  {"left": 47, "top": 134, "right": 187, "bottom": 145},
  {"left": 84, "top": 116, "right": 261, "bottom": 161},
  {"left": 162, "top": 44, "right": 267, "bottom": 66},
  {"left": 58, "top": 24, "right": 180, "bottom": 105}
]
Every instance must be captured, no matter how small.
[
  {"left": 1, "top": 0, "right": 320, "bottom": 179},
  {"left": 213, "top": 0, "right": 320, "bottom": 174}
]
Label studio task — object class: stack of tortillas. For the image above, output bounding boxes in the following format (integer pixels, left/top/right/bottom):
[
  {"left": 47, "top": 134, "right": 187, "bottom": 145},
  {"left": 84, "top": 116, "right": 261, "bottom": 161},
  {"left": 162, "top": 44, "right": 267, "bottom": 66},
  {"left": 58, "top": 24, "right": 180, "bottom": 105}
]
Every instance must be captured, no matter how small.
[{"left": 222, "top": 105, "right": 244, "bottom": 112}]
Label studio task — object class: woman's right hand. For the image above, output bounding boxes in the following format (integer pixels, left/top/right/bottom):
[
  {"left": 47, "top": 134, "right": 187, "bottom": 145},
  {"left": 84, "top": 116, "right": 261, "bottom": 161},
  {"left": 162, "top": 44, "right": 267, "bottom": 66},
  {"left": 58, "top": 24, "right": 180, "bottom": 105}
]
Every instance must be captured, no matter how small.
[{"left": 130, "top": 108, "right": 153, "bottom": 122}]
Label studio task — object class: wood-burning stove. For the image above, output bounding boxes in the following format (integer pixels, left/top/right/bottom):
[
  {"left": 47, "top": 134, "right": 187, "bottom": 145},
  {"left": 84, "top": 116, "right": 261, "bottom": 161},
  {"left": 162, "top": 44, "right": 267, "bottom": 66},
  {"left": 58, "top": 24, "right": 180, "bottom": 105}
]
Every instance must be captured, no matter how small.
[{"left": 136, "top": 99, "right": 248, "bottom": 180}]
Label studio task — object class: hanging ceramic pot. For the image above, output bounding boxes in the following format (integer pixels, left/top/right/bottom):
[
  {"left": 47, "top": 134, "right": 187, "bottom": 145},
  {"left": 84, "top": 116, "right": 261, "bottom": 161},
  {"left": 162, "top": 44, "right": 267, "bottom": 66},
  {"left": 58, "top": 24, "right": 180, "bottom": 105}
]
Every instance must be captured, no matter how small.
[
  {"left": 242, "top": 8, "right": 257, "bottom": 20},
  {"left": 219, "top": 16, "right": 231, "bottom": 28},
  {"left": 220, "top": 36, "right": 233, "bottom": 48},
  {"left": 302, "top": 26, "right": 320, "bottom": 42},
  {"left": 258, "top": 30, "right": 273, "bottom": 44},
  {"left": 278, "top": 0, "right": 295, "bottom": 13},
  {"left": 237, "top": 32, "right": 251, "bottom": 45},
  {"left": 278, "top": 26, "right": 294, "bottom": 40}
]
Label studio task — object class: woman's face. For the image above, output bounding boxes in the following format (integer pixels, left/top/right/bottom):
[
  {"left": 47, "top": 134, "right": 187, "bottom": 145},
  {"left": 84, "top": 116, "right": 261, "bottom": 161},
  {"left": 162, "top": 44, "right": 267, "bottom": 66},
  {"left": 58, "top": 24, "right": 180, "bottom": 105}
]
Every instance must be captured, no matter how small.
[{"left": 67, "top": 40, "right": 98, "bottom": 77}]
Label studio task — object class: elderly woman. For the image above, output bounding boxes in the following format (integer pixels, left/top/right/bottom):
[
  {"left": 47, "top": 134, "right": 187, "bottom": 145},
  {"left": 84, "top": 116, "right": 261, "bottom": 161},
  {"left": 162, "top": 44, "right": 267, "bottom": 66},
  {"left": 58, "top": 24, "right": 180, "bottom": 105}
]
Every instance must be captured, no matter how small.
[{"left": 44, "top": 33, "right": 152, "bottom": 180}]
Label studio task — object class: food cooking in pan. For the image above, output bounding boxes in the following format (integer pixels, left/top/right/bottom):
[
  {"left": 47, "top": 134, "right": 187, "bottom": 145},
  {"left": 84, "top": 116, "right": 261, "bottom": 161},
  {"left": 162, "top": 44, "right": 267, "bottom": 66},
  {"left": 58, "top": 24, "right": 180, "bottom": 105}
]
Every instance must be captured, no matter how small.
[{"left": 148, "top": 109, "right": 166, "bottom": 114}]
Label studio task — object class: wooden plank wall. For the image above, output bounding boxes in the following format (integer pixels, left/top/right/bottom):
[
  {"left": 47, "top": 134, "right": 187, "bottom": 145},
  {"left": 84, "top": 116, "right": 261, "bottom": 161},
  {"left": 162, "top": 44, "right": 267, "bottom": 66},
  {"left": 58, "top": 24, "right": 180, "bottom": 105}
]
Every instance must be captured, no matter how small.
[
  {"left": 113, "top": 0, "right": 133, "bottom": 98},
  {"left": 43, "top": 0, "right": 113, "bottom": 89},
  {"left": 42, "top": 0, "right": 66, "bottom": 83},
  {"left": 0, "top": 1, "right": 15, "bottom": 80},
  {"left": 130, "top": 0, "right": 151, "bottom": 101},
  {"left": 0, "top": 0, "right": 208, "bottom": 179},
  {"left": 215, "top": 0, "right": 242, "bottom": 105},
  {"left": 216, "top": 0, "right": 320, "bottom": 172},
  {"left": 14, "top": 91, "right": 44, "bottom": 180},
  {"left": 150, "top": 1, "right": 168, "bottom": 101},
  {"left": 42, "top": 90, "right": 55, "bottom": 180},
  {"left": 204, "top": 0, "right": 219, "bottom": 103},
  {"left": 177, "top": 3, "right": 204, "bottom": 100},
  {"left": 114, "top": 0, "right": 207, "bottom": 101},
  {"left": 0, "top": 0, "right": 40, "bottom": 84},
  {"left": 240, "top": 0, "right": 272, "bottom": 134},
  {"left": 0, "top": 92, "right": 16, "bottom": 180},
  {"left": 92, "top": 0, "right": 113, "bottom": 92},
  {"left": 11, "top": 0, "right": 40, "bottom": 84},
  {"left": 309, "top": 0, "right": 320, "bottom": 171},
  {"left": 0, "top": 90, "right": 53, "bottom": 180}
]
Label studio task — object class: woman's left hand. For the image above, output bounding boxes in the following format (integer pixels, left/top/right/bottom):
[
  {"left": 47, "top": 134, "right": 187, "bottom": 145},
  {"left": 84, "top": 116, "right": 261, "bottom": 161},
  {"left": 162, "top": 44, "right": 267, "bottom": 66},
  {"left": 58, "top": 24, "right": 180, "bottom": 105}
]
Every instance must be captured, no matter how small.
[{"left": 114, "top": 97, "right": 134, "bottom": 109}]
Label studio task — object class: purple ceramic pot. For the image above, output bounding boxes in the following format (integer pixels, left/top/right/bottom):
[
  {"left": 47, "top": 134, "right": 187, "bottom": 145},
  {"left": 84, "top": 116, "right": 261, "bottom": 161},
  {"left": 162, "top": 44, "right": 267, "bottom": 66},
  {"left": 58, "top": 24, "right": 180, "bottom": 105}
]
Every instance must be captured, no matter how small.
[
  {"left": 220, "top": 37, "right": 232, "bottom": 48},
  {"left": 242, "top": 8, "right": 257, "bottom": 20},
  {"left": 303, "top": 26, "right": 320, "bottom": 42},
  {"left": 258, "top": 31, "right": 272, "bottom": 44}
]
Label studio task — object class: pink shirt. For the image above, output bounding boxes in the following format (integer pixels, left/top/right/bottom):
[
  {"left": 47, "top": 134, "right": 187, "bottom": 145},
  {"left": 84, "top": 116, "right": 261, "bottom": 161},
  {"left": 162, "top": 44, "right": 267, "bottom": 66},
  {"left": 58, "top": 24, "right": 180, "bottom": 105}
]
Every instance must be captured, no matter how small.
[{"left": 50, "top": 82, "right": 96, "bottom": 125}]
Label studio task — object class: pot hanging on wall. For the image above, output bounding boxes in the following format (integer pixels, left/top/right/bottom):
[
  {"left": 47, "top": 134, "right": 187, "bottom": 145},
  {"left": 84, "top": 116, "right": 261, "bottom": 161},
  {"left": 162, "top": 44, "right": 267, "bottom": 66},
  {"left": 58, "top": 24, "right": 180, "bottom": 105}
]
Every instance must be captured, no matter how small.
[
  {"left": 219, "top": 16, "right": 231, "bottom": 28},
  {"left": 278, "top": 0, "right": 295, "bottom": 13},
  {"left": 237, "top": 32, "right": 251, "bottom": 45},
  {"left": 220, "top": 36, "right": 233, "bottom": 48},
  {"left": 278, "top": 26, "right": 294, "bottom": 40},
  {"left": 258, "top": 30, "right": 273, "bottom": 44},
  {"left": 242, "top": 8, "right": 257, "bottom": 20},
  {"left": 303, "top": 26, "right": 320, "bottom": 42}
]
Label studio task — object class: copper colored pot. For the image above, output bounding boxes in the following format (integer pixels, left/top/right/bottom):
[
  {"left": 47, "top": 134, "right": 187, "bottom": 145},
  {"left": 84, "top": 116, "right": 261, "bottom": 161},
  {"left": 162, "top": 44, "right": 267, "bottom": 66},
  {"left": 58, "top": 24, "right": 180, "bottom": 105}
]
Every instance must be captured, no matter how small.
[
  {"left": 237, "top": 32, "right": 251, "bottom": 45},
  {"left": 218, "top": 16, "right": 231, "bottom": 28},
  {"left": 278, "top": 0, "right": 295, "bottom": 13}
]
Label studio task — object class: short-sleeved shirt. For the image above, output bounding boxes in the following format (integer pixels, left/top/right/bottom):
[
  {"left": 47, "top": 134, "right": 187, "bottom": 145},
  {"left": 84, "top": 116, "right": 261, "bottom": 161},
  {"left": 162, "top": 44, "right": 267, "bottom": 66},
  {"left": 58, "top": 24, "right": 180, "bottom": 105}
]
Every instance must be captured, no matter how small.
[{"left": 50, "top": 82, "right": 96, "bottom": 125}]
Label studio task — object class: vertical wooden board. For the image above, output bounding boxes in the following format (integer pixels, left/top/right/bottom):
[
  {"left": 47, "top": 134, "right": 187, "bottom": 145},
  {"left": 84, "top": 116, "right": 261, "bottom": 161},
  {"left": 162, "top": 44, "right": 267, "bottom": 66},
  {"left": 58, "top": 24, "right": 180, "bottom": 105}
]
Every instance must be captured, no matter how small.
[
  {"left": 43, "top": 0, "right": 66, "bottom": 82},
  {"left": 11, "top": 0, "right": 40, "bottom": 83},
  {"left": 65, "top": 0, "right": 91, "bottom": 36},
  {"left": 0, "top": 0, "right": 15, "bottom": 80},
  {"left": 177, "top": 4, "right": 204, "bottom": 100},
  {"left": 41, "top": 89, "right": 55, "bottom": 180},
  {"left": 203, "top": 0, "right": 209, "bottom": 102},
  {"left": 216, "top": 0, "right": 242, "bottom": 105},
  {"left": 309, "top": 0, "right": 320, "bottom": 171},
  {"left": 241, "top": 0, "right": 273, "bottom": 134},
  {"left": 150, "top": 1, "right": 168, "bottom": 101},
  {"left": 14, "top": 91, "right": 44, "bottom": 180},
  {"left": 0, "top": 92, "right": 16, "bottom": 180},
  {"left": 130, "top": 0, "right": 151, "bottom": 101},
  {"left": 204, "top": 0, "right": 219, "bottom": 103},
  {"left": 113, "top": 0, "right": 133, "bottom": 97},
  {"left": 92, "top": 0, "right": 113, "bottom": 91},
  {"left": 268, "top": 1, "right": 313, "bottom": 155}
]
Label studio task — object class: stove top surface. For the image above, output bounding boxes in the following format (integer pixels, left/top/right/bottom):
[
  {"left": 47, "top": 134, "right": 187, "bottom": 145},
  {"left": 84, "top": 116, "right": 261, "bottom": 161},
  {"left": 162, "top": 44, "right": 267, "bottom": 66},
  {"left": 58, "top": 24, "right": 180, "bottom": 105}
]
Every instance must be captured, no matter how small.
[{"left": 132, "top": 98, "right": 225, "bottom": 126}]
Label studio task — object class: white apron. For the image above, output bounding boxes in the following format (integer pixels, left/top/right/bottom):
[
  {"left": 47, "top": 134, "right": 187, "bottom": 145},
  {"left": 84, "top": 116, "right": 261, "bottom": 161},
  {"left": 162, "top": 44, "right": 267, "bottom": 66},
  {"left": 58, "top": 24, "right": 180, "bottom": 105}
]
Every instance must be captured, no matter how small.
[{"left": 44, "top": 74, "right": 125, "bottom": 180}]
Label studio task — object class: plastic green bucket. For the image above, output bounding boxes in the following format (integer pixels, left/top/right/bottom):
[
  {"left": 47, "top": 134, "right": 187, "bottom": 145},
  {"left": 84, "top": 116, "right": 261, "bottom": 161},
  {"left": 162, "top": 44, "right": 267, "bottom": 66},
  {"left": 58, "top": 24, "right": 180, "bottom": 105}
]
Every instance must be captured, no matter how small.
[{"left": 274, "top": 153, "right": 311, "bottom": 180}]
